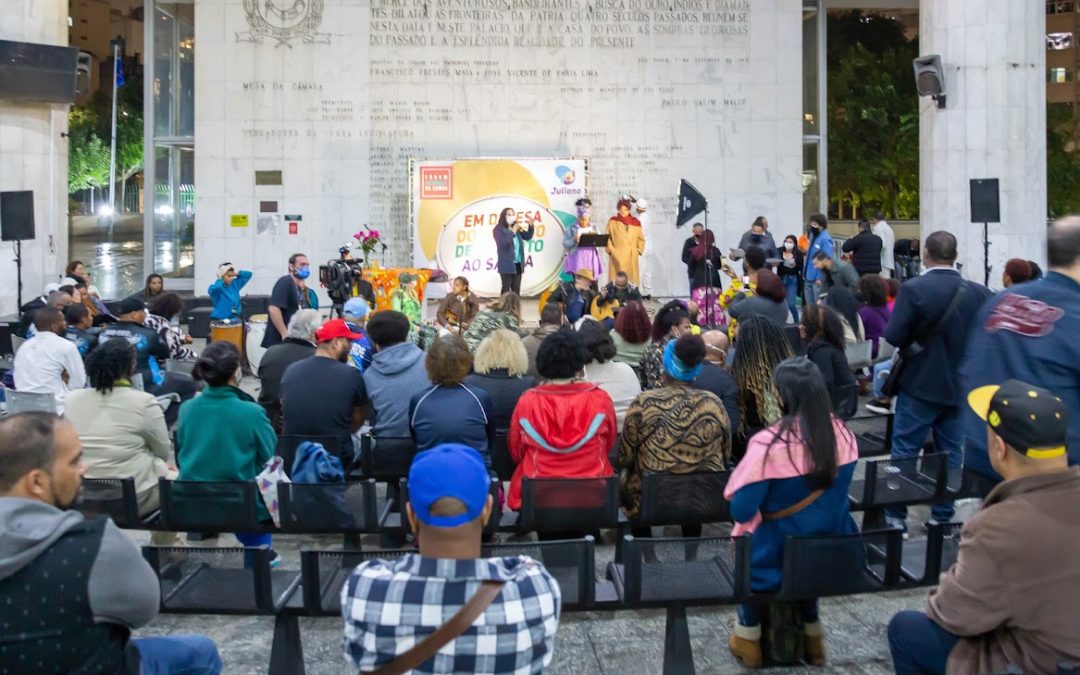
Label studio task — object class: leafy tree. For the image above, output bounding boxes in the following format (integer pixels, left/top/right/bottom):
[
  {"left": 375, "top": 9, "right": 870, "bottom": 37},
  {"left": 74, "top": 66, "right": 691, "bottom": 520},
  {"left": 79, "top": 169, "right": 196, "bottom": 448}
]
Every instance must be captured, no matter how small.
[
  {"left": 67, "top": 107, "right": 110, "bottom": 193},
  {"left": 1048, "top": 103, "right": 1080, "bottom": 218},
  {"left": 827, "top": 12, "right": 920, "bottom": 219}
]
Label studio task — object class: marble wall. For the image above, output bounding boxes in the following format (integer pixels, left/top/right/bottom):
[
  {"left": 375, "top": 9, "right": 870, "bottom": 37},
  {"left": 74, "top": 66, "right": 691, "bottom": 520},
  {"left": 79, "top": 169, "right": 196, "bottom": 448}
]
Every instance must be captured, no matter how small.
[
  {"left": 195, "top": 0, "right": 804, "bottom": 298},
  {"left": 0, "top": 1, "right": 70, "bottom": 316},
  {"left": 919, "top": 0, "right": 1047, "bottom": 285}
]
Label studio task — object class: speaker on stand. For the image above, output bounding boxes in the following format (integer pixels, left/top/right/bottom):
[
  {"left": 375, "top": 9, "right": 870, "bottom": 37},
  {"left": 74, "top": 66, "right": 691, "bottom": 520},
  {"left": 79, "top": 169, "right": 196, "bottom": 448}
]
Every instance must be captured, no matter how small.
[
  {"left": 1, "top": 191, "right": 37, "bottom": 310},
  {"left": 969, "top": 179, "right": 1000, "bottom": 287}
]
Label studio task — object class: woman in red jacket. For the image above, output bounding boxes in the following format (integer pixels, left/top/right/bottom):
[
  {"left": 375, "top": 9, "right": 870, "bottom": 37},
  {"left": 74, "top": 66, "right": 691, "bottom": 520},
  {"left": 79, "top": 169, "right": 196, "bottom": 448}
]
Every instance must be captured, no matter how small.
[{"left": 507, "top": 327, "right": 617, "bottom": 510}]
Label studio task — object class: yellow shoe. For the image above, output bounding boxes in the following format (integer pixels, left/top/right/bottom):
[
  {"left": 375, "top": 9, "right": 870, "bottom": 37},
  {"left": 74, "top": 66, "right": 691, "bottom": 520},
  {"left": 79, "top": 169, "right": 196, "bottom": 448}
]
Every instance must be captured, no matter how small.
[
  {"left": 804, "top": 630, "right": 826, "bottom": 666},
  {"left": 728, "top": 633, "right": 763, "bottom": 669}
]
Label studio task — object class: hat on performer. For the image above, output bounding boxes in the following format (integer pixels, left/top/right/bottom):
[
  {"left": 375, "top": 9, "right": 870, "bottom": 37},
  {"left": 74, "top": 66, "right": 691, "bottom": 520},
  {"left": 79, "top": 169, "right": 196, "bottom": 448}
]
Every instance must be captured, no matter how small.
[
  {"left": 217, "top": 262, "right": 235, "bottom": 278},
  {"left": 635, "top": 199, "right": 648, "bottom": 210},
  {"left": 398, "top": 272, "right": 418, "bottom": 285},
  {"left": 574, "top": 268, "right": 596, "bottom": 282}
]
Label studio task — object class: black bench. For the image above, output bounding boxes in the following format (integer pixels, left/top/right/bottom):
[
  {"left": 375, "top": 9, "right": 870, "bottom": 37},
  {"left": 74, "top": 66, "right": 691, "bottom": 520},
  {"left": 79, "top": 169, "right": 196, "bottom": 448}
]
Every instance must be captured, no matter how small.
[{"left": 79, "top": 477, "right": 160, "bottom": 529}]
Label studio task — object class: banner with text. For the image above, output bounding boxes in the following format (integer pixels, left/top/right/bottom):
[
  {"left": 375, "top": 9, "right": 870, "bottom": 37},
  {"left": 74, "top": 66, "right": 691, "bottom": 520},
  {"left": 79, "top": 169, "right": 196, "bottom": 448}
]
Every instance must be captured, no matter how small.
[{"left": 411, "top": 158, "right": 587, "bottom": 297}]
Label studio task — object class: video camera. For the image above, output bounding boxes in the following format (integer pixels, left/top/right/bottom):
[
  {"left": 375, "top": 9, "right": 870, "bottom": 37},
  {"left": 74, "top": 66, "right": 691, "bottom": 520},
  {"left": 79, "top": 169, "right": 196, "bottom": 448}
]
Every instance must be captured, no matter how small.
[{"left": 319, "top": 243, "right": 365, "bottom": 308}]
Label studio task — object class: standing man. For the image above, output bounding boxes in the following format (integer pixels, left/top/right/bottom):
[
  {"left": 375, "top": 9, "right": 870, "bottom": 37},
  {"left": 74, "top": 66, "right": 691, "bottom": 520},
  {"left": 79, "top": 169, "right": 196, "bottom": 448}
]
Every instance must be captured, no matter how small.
[
  {"left": 493, "top": 207, "right": 534, "bottom": 295},
  {"left": 606, "top": 198, "right": 645, "bottom": 286},
  {"left": 13, "top": 308, "right": 86, "bottom": 412},
  {"left": 263, "top": 253, "right": 312, "bottom": 349},
  {"left": 803, "top": 214, "right": 835, "bottom": 306},
  {"left": 681, "top": 222, "right": 706, "bottom": 295},
  {"left": 959, "top": 216, "right": 1080, "bottom": 480},
  {"left": 873, "top": 210, "right": 896, "bottom": 278},
  {"left": 888, "top": 380, "right": 1080, "bottom": 675},
  {"left": 882, "top": 232, "right": 991, "bottom": 532},
  {"left": 735, "top": 217, "right": 778, "bottom": 260}
]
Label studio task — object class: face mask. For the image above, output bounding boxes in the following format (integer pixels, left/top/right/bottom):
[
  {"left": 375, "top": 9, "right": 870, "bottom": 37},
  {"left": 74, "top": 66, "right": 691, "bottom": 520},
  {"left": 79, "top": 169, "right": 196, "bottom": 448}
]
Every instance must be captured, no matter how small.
[
  {"left": 294, "top": 265, "right": 310, "bottom": 280},
  {"left": 506, "top": 215, "right": 517, "bottom": 225},
  {"left": 784, "top": 242, "right": 794, "bottom": 250},
  {"left": 751, "top": 234, "right": 763, "bottom": 242}
]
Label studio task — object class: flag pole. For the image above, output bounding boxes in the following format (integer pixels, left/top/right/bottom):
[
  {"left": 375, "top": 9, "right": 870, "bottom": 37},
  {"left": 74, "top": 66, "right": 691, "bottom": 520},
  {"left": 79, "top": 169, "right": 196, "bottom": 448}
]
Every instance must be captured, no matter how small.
[{"left": 108, "top": 42, "right": 119, "bottom": 237}]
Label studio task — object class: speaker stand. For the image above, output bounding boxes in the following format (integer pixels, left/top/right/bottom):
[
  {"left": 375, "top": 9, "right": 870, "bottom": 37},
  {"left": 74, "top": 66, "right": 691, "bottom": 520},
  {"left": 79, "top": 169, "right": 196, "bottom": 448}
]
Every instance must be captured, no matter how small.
[
  {"left": 982, "top": 222, "right": 990, "bottom": 287},
  {"left": 13, "top": 240, "right": 22, "bottom": 310}
]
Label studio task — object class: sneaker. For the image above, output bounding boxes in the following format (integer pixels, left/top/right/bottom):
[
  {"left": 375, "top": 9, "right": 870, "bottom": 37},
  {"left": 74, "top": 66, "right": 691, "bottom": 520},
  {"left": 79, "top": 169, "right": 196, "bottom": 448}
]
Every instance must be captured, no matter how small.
[
  {"left": 269, "top": 550, "right": 282, "bottom": 568},
  {"left": 865, "top": 397, "right": 893, "bottom": 415},
  {"left": 728, "top": 633, "right": 763, "bottom": 669}
]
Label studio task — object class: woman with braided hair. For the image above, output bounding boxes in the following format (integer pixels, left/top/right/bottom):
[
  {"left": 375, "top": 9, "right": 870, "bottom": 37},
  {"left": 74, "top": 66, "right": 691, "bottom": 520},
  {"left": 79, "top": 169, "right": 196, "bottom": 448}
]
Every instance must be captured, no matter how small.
[
  {"left": 730, "top": 315, "right": 793, "bottom": 460},
  {"left": 638, "top": 300, "right": 692, "bottom": 390}
]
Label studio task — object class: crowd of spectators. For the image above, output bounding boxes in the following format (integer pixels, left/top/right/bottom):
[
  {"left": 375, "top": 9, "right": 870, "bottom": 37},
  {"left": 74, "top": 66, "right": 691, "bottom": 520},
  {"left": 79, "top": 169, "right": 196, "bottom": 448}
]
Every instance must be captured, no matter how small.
[{"left": 2, "top": 216, "right": 1080, "bottom": 673}]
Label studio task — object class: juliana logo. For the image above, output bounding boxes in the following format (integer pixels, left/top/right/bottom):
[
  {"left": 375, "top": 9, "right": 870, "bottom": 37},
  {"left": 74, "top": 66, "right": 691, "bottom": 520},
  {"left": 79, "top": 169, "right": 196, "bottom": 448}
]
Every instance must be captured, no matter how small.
[{"left": 555, "top": 166, "right": 576, "bottom": 185}]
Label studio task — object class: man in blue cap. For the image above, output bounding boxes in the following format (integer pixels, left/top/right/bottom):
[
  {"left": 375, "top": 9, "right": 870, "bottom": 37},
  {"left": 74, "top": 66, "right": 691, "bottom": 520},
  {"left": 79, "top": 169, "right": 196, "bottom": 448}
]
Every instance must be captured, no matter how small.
[
  {"left": 342, "top": 297, "right": 374, "bottom": 373},
  {"left": 341, "top": 444, "right": 561, "bottom": 674}
]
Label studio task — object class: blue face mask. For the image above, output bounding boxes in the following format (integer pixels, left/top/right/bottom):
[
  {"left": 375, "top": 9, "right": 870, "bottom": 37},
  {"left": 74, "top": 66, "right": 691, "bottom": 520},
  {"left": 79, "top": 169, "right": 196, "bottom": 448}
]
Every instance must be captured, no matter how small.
[{"left": 294, "top": 265, "right": 311, "bottom": 280}]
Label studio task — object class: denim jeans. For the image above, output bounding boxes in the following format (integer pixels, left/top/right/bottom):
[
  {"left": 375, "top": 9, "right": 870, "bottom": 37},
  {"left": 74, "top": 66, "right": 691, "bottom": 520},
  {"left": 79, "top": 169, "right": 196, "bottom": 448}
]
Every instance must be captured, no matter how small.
[
  {"left": 132, "top": 635, "right": 223, "bottom": 675},
  {"left": 781, "top": 275, "right": 800, "bottom": 323},
  {"left": 886, "top": 393, "right": 963, "bottom": 523},
  {"left": 872, "top": 360, "right": 891, "bottom": 399},
  {"left": 737, "top": 600, "right": 819, "bottom": 627},
  {"left": 887, "top": 611, "right": 959, "bottom": 675},
  {"left": 804, "top": 280, "right": 822, "bottom": 306}
]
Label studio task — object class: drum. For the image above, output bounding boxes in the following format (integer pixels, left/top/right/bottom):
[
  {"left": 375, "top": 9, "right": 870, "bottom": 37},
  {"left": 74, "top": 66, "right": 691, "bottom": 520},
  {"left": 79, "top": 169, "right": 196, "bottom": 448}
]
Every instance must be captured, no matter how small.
[
  {"left": 245, "top": 314, "right": 269, "bottom": 371},
  {"left": 210, "top": 320, "right": 244, "bottom": 355}
]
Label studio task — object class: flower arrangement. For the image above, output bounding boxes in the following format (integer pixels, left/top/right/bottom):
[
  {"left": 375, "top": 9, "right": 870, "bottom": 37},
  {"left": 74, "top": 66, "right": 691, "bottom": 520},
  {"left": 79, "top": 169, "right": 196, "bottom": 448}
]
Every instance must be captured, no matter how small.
[{"left": 353, "top": 226, "right": 384, "bottom": 263}]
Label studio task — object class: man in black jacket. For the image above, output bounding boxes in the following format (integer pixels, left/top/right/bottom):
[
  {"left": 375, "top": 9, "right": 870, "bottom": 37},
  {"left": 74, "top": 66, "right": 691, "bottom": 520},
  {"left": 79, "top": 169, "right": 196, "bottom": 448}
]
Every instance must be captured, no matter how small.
[
  {"left": 258, "top": 308, "right": 320, "bottom": 431},
  {"left": 97, "top": 297, "right": 197, "bottom": 423},
  {"left": 883, "top": 231, "right": 992, "bottom": 531},
  {"left": 0, "top": 413, "right": 221, "bottom": 674},
  {"left": 692, "top": 330, "right": 741, "bottom": 441},
  {"left": 841, "top": 219, "right": 883, "bottom": 276}
]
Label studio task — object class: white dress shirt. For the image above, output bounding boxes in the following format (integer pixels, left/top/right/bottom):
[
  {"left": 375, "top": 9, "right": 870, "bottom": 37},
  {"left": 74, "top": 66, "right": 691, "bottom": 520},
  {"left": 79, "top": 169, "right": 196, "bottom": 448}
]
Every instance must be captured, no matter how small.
[
  {"left": 873, "top": 220, "right": 896, "bottom": 273},
  {"left": 13, "top": 331, "right": 87, "bottom": 410}
]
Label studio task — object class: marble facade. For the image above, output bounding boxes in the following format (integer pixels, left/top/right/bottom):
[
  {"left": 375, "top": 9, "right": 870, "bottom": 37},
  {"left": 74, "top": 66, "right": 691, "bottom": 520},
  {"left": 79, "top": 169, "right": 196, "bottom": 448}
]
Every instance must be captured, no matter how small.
[
  {"left": 919, "top": 0, "right": 1048, "bottom": 285},
  {"left": 0, "top": 1, "right": 70, "bottom": 316},
  {"left": 194, "top": 0, "right": 804, "bottom": 299}
]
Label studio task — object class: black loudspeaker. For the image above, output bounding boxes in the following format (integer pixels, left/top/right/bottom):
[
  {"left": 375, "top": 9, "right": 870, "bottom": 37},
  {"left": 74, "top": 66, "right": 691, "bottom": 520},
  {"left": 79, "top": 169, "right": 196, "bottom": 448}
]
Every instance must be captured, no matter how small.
[
  {"left": 970, "top": 179, "right": 1000, "bottom": 224},
  {"left": 0, "top": 190, "right": 35, "bottom": 241}
]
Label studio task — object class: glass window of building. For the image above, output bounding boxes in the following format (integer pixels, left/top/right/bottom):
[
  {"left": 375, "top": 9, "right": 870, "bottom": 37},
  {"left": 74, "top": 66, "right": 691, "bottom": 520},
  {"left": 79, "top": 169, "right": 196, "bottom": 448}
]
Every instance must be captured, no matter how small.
[
  {"left": 1048, "top": 33, "right": 1075, "bottom": 50},
  {"left": 1049, "top": 67, "right": 1074, "bottom": 83}
]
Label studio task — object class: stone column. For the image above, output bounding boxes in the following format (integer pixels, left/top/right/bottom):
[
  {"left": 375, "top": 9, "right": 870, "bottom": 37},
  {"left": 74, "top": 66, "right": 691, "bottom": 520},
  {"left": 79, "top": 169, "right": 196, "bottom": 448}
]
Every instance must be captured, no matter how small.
[
  {"left": 0, "top": 1, "right": 70, "bottom": 315},
  {"left": 919, "top": 0, "right": 1047, "bottom": 287}
]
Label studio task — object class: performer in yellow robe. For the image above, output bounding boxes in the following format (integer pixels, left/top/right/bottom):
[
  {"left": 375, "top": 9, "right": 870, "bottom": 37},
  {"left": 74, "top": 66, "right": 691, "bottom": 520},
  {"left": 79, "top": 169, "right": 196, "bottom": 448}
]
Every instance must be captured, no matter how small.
[{"left": 605, "top": 198, "right": 645, "bottom": 285}]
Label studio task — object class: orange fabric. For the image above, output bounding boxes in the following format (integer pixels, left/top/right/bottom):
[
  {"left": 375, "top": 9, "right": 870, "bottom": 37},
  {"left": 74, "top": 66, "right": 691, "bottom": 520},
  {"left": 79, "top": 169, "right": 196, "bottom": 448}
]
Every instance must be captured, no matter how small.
[{"left": 363, "top": 265, "right": 433, "bottom": 312}]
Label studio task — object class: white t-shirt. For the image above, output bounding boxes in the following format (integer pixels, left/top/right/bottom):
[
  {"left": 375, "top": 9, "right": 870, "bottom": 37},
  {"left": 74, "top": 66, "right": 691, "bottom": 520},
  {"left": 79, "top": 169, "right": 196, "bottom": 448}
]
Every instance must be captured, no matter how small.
[
  {"left": 13, "top": 331, "right": 86, "bottom": 411},
  {"left": 873, "top": 220, "right": 896, "bottom": 271}
]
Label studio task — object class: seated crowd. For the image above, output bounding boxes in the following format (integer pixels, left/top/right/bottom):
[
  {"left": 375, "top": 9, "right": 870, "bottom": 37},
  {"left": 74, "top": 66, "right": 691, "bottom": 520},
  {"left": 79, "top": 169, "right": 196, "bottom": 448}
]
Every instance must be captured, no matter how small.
[{"left": 2, "top": 218, "right": 1080, "bottom": 674}]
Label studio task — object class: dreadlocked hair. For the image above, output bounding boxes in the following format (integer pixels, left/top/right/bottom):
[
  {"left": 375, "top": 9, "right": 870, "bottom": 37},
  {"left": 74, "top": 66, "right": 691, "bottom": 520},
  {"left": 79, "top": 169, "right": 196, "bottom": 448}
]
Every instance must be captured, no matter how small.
[{"left": 731, "top": 315, "right": 794, "bottom": 433}]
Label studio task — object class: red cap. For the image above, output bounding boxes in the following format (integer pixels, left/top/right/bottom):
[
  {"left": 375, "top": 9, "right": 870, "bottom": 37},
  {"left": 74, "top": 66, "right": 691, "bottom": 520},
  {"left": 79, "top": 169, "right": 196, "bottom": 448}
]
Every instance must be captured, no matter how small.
[{"left": 315, "top": 319, "right": 362, "bottom": 343}]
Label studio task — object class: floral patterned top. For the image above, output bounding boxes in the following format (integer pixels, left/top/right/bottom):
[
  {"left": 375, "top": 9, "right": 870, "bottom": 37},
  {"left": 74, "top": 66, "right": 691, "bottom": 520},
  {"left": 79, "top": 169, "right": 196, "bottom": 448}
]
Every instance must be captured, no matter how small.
[{"left": 144, "top": 313, "right": 197, "bottom": 361}]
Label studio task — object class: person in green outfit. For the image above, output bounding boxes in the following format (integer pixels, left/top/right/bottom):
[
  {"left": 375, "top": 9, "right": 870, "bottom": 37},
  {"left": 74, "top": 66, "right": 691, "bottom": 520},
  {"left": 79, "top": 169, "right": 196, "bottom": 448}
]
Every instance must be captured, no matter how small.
[
  {"left": 390, "top": 272, "right": 424, "bottom": 345},
  {"left": 176, "top": 340, "right": 279, "bottom": 564}
]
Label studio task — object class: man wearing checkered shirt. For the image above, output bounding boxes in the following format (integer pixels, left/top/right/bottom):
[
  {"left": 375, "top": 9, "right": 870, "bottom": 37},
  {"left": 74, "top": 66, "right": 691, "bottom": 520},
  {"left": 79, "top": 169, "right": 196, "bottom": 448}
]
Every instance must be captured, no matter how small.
[{"left": 341, "top": 444, "right": 561, "bottom": 673}]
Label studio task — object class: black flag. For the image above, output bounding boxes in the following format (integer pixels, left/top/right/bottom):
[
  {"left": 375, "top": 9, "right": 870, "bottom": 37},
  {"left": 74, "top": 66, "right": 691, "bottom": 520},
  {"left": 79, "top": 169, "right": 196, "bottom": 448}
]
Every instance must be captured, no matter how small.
[{"left": 676, "top": 179, "right": 707, "bottom": 228}]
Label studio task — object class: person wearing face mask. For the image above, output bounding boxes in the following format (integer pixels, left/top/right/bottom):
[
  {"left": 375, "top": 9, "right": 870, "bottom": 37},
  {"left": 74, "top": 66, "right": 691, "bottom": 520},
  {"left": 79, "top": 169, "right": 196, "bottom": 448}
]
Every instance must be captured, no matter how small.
[
  {"left": 263, "top": 252, "right": 312, "bottom": 349},
  {"left": 493, "top": 207, "right": 535, "bottom": 295},
  {"left": 735, "top": 216, "right": 778, "bottom": 260},
  {"left": 777, "top": 235, "right": 805, "bottom": 322},
  {"left": 803, "top": 214, "right": 835, "bottom": 306},
  {"left": 279, "top": 319, "right": 368, "bottom": 469}
]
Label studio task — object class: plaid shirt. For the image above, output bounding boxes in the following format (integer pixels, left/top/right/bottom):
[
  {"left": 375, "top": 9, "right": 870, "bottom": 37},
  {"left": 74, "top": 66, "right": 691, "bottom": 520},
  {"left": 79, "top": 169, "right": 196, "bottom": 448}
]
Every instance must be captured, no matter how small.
[{"left": 341, "top": 554, "right": 561, "bottom": 674}]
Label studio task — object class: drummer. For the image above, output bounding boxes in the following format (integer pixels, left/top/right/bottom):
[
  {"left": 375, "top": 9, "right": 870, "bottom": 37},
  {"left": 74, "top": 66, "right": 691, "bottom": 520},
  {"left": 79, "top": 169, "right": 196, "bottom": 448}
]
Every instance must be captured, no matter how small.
[{"left": 208, "top": 262, "right": 253, "bottom": 322}]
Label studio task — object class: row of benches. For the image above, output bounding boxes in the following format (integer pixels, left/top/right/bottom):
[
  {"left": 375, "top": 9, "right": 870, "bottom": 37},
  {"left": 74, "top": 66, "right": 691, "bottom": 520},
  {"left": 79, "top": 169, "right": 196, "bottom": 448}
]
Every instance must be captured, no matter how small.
[{"left": 140, "top": 523, "right": 964, "bottom": 675}]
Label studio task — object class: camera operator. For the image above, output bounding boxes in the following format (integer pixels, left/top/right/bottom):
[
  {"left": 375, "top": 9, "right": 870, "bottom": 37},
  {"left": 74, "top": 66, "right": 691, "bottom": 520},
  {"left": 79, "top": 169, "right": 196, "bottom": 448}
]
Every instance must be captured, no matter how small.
[{"left": 321, "top": 245, "right": 375, "bottom": 318}]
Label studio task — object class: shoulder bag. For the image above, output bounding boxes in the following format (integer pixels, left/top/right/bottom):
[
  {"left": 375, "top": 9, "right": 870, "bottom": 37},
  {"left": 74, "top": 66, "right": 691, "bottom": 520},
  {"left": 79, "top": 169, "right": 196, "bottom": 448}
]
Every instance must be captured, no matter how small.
[
  {"left": 368, "top": 580, "right": 506, "bottom": 675},
  {"left": 881, "top": 281, "right": 967, "bottom": 398}
]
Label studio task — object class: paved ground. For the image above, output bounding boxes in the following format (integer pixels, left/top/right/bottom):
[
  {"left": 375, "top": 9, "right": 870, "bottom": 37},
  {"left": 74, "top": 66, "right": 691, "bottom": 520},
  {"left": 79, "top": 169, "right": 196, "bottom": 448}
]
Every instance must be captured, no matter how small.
[{"left": 128, "top": 385, "right": 972, "bottom": 674}]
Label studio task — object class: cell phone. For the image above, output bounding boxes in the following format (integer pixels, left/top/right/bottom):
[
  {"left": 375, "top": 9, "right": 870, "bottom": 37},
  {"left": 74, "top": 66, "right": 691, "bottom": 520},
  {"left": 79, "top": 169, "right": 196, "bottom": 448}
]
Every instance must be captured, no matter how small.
[{"left": 742, "top": 276, "right": 750, "bottom": 285}]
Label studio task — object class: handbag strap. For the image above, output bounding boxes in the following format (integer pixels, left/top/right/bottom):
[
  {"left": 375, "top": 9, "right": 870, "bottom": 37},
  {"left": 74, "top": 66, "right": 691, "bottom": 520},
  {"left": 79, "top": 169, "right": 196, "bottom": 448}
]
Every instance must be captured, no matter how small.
[
  {"left": 762, "top": 489, "right": 825, "bottom": 521},
  {"left": 905, "top": 279, "right": 967, "bottom": 357},
  {"left": 369, "top": 580, "right": 506, "bottom": 675}
]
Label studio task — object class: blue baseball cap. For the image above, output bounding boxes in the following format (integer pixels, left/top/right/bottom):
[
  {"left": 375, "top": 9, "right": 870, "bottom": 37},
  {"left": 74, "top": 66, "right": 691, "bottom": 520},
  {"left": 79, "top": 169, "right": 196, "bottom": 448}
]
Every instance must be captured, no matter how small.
[
  {"left": 343, "top": 297, "right": 370, "bottom": 320},
  {"left": 408, "top": 444, "right": 490, "bottom": 527}
]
